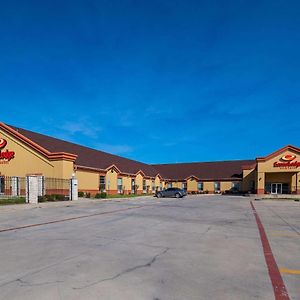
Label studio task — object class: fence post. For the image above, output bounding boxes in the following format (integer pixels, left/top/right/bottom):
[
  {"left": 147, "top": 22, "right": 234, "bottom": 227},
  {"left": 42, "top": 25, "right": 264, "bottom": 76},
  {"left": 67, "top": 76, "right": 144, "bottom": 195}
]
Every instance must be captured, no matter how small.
[
  {"left": 70, "top": 174, "right": 78, "bottom": 201},
  {"left": 26, "top": 176, "right": 39, "bottom": 204},
  {"left": 11, "top": 176, "right": 20, "bottom": 197}
]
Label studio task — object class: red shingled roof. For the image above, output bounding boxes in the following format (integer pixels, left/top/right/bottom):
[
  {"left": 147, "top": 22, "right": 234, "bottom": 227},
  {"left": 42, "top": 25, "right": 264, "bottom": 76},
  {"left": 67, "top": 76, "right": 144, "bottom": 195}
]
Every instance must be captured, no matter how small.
[
  {"left": 9, "top": 125, "right": 159, "bottom": 177},
  {"left": 6, "top": 124, "right": 255, "bottom": 180},
  {"left": 152, "top": 160, "right": 255, "bottom": 181}
]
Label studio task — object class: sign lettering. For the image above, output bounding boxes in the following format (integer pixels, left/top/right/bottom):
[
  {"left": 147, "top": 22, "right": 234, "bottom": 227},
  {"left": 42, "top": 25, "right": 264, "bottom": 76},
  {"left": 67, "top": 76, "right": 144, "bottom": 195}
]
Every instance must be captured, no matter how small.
[
  {"left": 273, "top": 154, "right": 300, "bottom": 169},
  {"left": 0, "top": 138, "right": 15, "bottom": 162}
]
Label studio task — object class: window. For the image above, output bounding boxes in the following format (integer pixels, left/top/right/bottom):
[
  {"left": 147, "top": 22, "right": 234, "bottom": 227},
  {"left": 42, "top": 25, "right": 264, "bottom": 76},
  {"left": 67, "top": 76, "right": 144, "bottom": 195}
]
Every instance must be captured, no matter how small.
[
  {"left": 143, "top": 179, "right": 146, "bottom": 193},
  {"left": 232, "top": 182, "right": 240, "bottom": 190},
  {"left": 152, "top": 180, "right": 155, "bottom": 192},
  {"left": 214, "top": 182, "right": 220, "bottom": 193},
  {"left": 265, "top": 182, "right": 271, "bottom": 194},
  {"left": 198, "top": 182, "right": 203, "bottom": 191},
  {"left": 168, "top": 183, "right": 172, "bottom": 188},
  {"left": 282, "top": 183, "right": 289, "bottom": 194},
  {"left": 182, "top": 182, "right": 187, "bottom": 190},
  {"left": 99, "top": 176, "right": 106, "bottom": 192},
  {"left": 117, "top": 178, "right": 123, "bottom": 194},
  {"left": 131, "top": 178, "right": 136, "bottom": 193}
]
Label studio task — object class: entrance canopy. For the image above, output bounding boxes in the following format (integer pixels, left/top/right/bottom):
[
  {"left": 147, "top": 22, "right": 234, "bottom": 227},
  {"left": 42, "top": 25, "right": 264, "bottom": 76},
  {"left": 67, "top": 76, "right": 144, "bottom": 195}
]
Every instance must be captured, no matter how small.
[{"left": 255, "top": 145, "right": 300, "bottom": 195}]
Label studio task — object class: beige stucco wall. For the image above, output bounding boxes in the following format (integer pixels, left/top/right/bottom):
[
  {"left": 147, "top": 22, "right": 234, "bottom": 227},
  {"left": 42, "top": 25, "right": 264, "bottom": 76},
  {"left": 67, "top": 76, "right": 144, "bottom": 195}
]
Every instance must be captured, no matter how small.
[
  {"left": 122, "top": 175, "right": 131, "bottom": 191},
  {"left": 146, "top": 179, "right": 151, "bottom": 192},
  {"left": 0, "top": 129, "right": 69, "bottom": 178},
  {"left": 135, "top": 173, "right": 143, "bottom": 192},
  {"left": 155, "top": 176, "right": 161, "bottom": 190},
  {"left": 76, "top": 170, "right": 99, "bottom": 191},
  {"left": 172, "top": 181, "right": 179, "bottom": 188},
  {"left": 177, "top": 182, "right": 184, "bottom": 189},
  {"left": 52, "top": 160, "right": 74, "bottom": 179},
  {"left": 106, "top": 168, "right": 118, "bottom": 191},
  {"left": 203, "top": 182, "right": 214, "bottom": 192},
  {"left": 242, "top": 169, "right": 256, "bottom": 191},
  {"left": 221, "top": 181, "right": 232, "bottom": 191},
  {"left": 187, "top": 178, "right": 197, "bottom": 191}
]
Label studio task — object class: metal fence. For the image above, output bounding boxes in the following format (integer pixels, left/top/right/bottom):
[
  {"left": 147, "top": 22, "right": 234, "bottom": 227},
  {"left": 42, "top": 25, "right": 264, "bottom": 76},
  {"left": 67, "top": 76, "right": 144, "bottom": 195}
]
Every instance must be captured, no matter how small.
[
  {"left": 0, "top": 176, "right": 70, "bottom": 198},
  {"left": 0, "top": 176, "right": 26, "bottom": 197}
]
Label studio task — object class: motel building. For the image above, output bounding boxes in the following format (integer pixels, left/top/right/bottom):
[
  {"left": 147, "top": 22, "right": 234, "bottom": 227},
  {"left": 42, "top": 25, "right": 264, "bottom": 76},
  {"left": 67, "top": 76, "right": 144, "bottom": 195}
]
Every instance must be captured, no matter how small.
[{"left": 0, "top": 122, "right": 299, "bottom": 198}]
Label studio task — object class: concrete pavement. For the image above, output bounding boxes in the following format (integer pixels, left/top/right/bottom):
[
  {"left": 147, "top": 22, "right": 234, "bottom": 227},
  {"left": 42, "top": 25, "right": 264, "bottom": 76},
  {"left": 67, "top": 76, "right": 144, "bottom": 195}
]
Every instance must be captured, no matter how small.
[{"left": 0, "top": 195, "right": 299, "bottom": 300}]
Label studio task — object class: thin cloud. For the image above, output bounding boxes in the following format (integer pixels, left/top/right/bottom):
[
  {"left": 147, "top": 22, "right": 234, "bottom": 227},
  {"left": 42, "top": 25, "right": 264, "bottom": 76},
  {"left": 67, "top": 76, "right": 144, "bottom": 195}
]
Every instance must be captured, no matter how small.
[
  {"left": 60, "top": 121, "right": 102, "bottom": 139},
  {"left": 95, "top": 143, "right": 133, "bottom": 155}
]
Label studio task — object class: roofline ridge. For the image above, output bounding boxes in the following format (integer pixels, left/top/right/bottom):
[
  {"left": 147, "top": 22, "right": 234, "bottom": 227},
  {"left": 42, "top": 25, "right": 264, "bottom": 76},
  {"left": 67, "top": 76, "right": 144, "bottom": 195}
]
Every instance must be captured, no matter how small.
[
  {"left": 8, "top": 123, "right": 156, "bottom": 168},
  {"left": 152, "top": 159, "right": 255, "bottom": 166}
]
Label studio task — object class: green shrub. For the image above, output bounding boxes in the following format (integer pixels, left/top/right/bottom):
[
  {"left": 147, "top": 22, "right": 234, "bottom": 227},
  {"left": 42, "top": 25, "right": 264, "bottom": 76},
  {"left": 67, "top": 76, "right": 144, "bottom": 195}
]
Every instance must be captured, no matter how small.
[
  {"left": 53, "top": 194, "right": 65, "bottom": 201},
  {"left": 38, "top": 196, "right": 47, "bottom": 202},
  {"left": 38, "top": 194, "right": 66, "bottom": 202},
  {"left": 95, "top": 192, "right": 107, "bottom": 198},
  {"left": 0, "top": 197, "right": 26, "bottom": 205},
  {"left": 78, "top": 191, "right": 84, "bottom": 197}
]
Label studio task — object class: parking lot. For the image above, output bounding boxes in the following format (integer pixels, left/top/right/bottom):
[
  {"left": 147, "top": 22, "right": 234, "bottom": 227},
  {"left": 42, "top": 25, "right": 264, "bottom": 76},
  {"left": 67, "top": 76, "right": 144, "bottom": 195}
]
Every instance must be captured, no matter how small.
[{"left": 0, "top": 195, "right": 299, "bottom": 300}]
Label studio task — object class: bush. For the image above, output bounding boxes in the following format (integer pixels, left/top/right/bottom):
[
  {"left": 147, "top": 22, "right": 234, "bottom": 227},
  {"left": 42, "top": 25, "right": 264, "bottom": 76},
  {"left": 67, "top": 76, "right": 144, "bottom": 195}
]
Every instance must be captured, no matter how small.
[
  {"left": 86, "top": 192, "right": 91, "bottom": 198},
  {"left": 78, "top": 191, "right": 84, "bottom": 197},
  {"left": 0, "top": 197, "right": 26, "bottom": 205},
  {"left": 38, "top": 196, "right": 47, "bottom": 202},
  {"left": 53, "top": 194, "right": 65, "bottom": 201},
  {"left": 38, "top": 194, "right": 66, "bottom": 202},
  {"left": 95, "top": 192, "right": 106, "bottom": 198}
]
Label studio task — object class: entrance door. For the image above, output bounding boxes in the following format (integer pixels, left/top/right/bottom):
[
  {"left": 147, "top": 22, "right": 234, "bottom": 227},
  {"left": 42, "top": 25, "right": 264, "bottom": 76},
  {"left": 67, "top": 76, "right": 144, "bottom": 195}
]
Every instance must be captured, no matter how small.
[{"left": 271, "top": 183, "right": 282, "bottom": 194}]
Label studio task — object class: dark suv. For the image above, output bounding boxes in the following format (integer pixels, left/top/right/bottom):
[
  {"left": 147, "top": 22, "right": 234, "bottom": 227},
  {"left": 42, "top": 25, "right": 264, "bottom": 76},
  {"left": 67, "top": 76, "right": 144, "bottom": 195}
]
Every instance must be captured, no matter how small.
[{"left": 155, "top": 188, "right": 187, "bottom": 198}]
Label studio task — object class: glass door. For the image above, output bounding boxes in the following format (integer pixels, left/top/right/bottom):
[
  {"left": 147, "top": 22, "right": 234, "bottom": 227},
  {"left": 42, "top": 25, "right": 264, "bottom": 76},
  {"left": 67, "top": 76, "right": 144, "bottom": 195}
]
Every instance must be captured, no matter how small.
[{"left": 271, "top": 183, "right": 282, "bottom": 194}]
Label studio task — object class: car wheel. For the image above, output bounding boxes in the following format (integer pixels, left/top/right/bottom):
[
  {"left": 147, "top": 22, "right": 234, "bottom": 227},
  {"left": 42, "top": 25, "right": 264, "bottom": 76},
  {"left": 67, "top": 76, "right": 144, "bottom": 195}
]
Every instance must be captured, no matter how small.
[
  {"left": 157, "top": 193, "right": 162, "bottom": 198},
  {"left": 175, "top": 193, "right": 181, "bottom": 198}
]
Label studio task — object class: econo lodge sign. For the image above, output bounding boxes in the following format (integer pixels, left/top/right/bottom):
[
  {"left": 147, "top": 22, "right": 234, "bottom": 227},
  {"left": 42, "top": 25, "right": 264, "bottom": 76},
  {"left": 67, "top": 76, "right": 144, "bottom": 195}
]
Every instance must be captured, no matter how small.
[
  {"left": 273, "top": 154, "right": 300, "bottom": 169},
  {"left": 0, "top": 138, "right": 15, "bottom": 163}
]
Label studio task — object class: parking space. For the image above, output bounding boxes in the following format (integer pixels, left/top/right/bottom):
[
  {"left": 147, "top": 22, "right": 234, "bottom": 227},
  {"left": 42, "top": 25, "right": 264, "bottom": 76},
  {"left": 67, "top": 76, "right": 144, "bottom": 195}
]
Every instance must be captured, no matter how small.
[{"left": 0, "top": 196, "right": 299, "bottom": 300}]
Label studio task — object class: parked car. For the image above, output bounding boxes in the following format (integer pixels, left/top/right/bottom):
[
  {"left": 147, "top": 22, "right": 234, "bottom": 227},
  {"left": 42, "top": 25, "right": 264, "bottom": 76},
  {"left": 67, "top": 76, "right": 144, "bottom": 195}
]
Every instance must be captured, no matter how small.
[
  {"left": 155, "top": 188, "right": 187, "bottom": 198},
  {"left": 224, "top": 187, "right": 242, "bottom": 195}
]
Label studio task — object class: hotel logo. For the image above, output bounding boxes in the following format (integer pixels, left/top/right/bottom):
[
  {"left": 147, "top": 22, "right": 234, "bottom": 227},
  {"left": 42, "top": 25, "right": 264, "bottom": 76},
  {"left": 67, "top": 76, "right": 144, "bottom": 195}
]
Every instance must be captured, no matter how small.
[
  {"left": 0, "top": 138, "right": 7, "bottom": 149},
  {"left": 0, "top": 138, "right": 15, "bottom": 162},
  {"left": 274, "top": 154, "right": 300, "bottom": 169},
  {"left": 281, "top": 154, "right": 296, "bottom": 162}
]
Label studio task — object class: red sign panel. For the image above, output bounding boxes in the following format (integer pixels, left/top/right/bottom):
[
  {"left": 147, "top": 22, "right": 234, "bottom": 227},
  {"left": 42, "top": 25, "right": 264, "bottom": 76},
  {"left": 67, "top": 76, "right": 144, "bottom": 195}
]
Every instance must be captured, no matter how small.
[{"left": 0, "top": 139, "right": 15, "bottom": 162}]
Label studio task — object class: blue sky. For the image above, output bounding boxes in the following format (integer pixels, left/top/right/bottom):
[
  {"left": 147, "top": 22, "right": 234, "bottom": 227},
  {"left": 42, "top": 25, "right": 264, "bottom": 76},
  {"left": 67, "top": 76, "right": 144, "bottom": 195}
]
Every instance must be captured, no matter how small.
[{"left": 1, "top": 0, "right": 299, "bottom": 163}]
